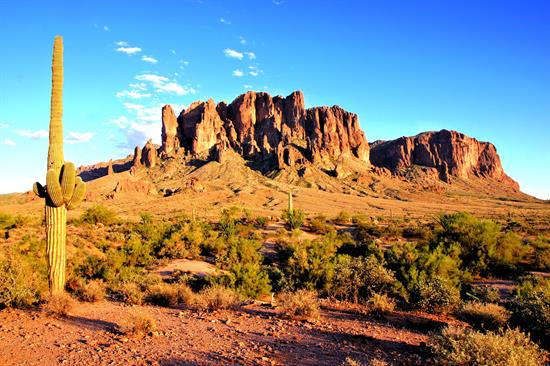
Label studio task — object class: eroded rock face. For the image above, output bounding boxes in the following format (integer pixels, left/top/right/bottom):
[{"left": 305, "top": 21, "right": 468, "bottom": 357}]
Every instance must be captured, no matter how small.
[
  {"left": 369, "top": 130, "right": 519, "bottom": 189},
  {"left": 161, "top": 105, "right": 178, "bottom": 156},
  {"left": 141, "top": 139, "right": 158, "bottom": 168},
  {"left": 164, "top": 90, "right": 370, "bottom": 170}
]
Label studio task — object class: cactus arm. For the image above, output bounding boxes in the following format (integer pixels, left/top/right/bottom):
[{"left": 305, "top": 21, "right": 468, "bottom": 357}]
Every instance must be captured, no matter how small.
[
  {"left": 33, "top": 182, "right": 46, "bottom": 198},
  {"left": 67, "top": 178, "right": 86, "bottom": 210},
  {"left": 46, "top": 169, "right": 65, "bottom": 207},
  {"left": 60, "top": 162, "right": 75, "bottom": 203}
]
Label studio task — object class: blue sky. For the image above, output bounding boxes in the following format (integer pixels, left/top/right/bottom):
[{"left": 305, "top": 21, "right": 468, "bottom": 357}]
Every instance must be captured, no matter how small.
[{"left": 0, "top": 0, "right": 548, "bottom": 198}]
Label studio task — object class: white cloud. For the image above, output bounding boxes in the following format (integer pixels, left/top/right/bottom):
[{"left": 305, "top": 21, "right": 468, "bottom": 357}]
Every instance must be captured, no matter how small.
[
  {"left": 0, "top": 123, "right": 9, "bottom": 128},
  {"left": 170, "top": 49, "right": 176, "bottom": 54},
  {"left": 249, "top": 71, "right": 259, "bottom": 77},
  {"left": 141, "top": 55, "right": 158, "bottom": 64},
  {"left": 103, "top": 25, "right": 109, "bottom": 31},
  {"left": 244, "top": 84, "right": 253, "bottom": 89},
  {"left": 17, "top": 130, "right": 48, "bottom": 139},
  {"left": 220, "top": 18, "right": 231, "bottom": 25},
  {"left": 116, "top": 41, "right": 129, "bottom": 46},
  {"left": 116, "top": 89, "right": 152, "bottom": 99},
  {"left": 244, "top": 52, "right": 256, "bottom": 60},
  {"left": 116, "top": 46, "right": 142, "bottom": 55},
  {"left": 65, "top": 131, "right": 93, "bottom": 145},
  {"left": 232, "top": 70, "right": 244, "bottom": 77},
  {"left": 224, "top": 48, "right": 243, "bottom": 60},
  {"left": 240, "top": 37, "right": 247, "bottom": 45},
  {"left": 2, "top": 139, "right": 16, "bottom": 146},
  {"left": 135, "top": 74, "right": 195, "bottom": 96},
  {"left": 129, "top": 83, "right": 147, "bottom": 90}
]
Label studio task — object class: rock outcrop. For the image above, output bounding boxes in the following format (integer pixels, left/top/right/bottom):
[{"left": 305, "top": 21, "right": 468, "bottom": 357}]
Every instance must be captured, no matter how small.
[
  {"left": 141, "top": 139, "right": 158, "bottom": 168},
  {"left": 164, "top": 90, "right": 370, "bottom": 171},
  {"left": 161, "top": 105, "right": 178, "bottom": 157},
  {"left": 369, "top": 130, "right": 519, "bottom": 189}
]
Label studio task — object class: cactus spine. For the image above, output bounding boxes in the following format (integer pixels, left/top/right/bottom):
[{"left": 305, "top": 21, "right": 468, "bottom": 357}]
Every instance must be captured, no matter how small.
[{"left": 34, "top": 36, "right": 86, "bottom": 293}]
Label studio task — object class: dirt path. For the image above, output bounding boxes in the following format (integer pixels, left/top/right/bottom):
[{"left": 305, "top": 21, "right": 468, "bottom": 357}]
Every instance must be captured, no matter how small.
[{"left": 0, "top": 301, "right": 435, "bottom": 365}]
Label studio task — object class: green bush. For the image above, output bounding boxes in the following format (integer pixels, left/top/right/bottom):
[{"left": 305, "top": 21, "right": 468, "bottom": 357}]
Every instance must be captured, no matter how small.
[
  {"left": 282, "top": 208, "right": 305, "bottom": 230},
  {"left": 509, "top": 276, "right": 550, "bottom": 348},
  {"left": 217, "top": 238, "right": 271, "bottom": 298},
  {"left": 368, "top": 292, "right": 396, "bottom": 315},
  {"left": 330, "top": 255, "right": 396, "bottom": 303},
  {"left": 0, "top": 248, "right": 44, "bottom": 308},
  {"left": 333, "top": 210, "right": 351, "bottom": 225},
  {"left": 466, "top": 285, "right": 501, "bottom": 303},
  {"left": 431, "top": 326, "right": 547, "bottom": 366},
  {"left": 309, "top": 214, "right": 332, "bottom": 234},
  {"left": 531, "top": 236, "right": 550, "bottom": 271},
  {"left": 410, "top": 276, "right": 461, "bottom": 314},
  {"left": 121, "top": 234, "right": 154, "bottom": 267},
  {"left": 80, "top": 205, "right": 117, "bottom": 225},
  {"left": 456, "top": 302, "right": 510, "bottom": 331},
  {"left": 69, "top": 279, "right": 106, "bottom": 302}
]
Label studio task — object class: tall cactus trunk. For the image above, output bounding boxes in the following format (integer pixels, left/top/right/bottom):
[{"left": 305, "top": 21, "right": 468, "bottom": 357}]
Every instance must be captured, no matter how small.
[{"left": 46, "top": 36, "right": 66, "bottom": 294}]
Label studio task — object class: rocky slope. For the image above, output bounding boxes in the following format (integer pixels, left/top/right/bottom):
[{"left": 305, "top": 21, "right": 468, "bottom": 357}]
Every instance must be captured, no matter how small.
[{"left": 369, "top": 130, "right": 519, "bottom": 189}]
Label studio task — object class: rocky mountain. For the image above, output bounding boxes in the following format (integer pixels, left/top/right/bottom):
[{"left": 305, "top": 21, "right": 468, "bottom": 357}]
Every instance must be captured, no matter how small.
[
  {"left": 78, "top": 90, "right": 519, "bottom": 192},
  {"left": 369, "top": 130, "right": 519, "bottom": 189}
]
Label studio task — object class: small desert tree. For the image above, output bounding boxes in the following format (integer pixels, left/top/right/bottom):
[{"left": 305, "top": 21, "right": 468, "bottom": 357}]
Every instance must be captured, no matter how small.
[{"left": 33, "top": 36, "right": 86, "bottom": 293}]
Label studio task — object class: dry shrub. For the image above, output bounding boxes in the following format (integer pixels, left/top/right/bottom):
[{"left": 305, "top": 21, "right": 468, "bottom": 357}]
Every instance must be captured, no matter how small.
[
  {"left": 75, "top": 280, "right": 106, "bottom": 302},
  {"left": 42, "top": 292, "right": 75, "bottom": 318},
  {"left": 146, "top": 282, "right": 194, "bottom": 307},
  {"left": 431, "top": 326, "right": 547, "bottom": 366},
  {"left": 368, "top": 293, "right": 396, "bottom": 315},
  {"left": 117, "top": 282, "right": 144, "bottom": 305},
  {"left": 0, "top": 249, "right": 43, "bottom": 308},
  {"left": 456, "top": 302, "right": 510, "bottom": 331},
  {"left": 193, "top": 286, "right": 240, "bottom": 312},
  {"left": 341, "top": 358, "right": 388, "bottom": 366},
  {"left": 119, "top": 309, "right": 157, "bottom": 337},
  {"left": 278, "top": 289, "right": 320, "bottom": 321}
]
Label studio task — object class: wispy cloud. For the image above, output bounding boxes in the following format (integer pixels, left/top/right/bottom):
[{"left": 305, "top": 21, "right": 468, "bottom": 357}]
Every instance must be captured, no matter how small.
[
  {"left": 170, "top": 49, "right": 176, "bottom": 55},
  {"left": 65, "top": 131, "right": 93, "bottom": 145},
  {"left": 249, "top": 71, "right": 259, "bottom": 77},
  {"left": 0, "top": 123, "right": 9, "bottom": 129},
  {"left": 248, "top": 65, "right": 261, "bottom": 77},
  {"left": 2, "top": 139, "right": 16, "bottom": 146},
  {"left": 116, "top": 89, "right": 152, "bottom": 99},
  {"left": 17, "top": 130, "right": 48, "bottom": 139},
  {"left": 135, "top": 74, "right": 196, "bottom": 96},
  {"left": 103, "top": 25, "right": 110, "bottom": 31},
  {"left": 220, "top": 18, "right": 231, "bottom": 25},
  {"left": 244, "top": 52, "right": 256, "bottom": 60},
  {"left": 141, "top": 55, "right": 158, "bottom": 64},
  {"left": 116, "top": 41, "right": 142, "bottom": 55},
  {"left": 232, "top": 70, "right": 244, "bottom": 77},
  {"left": 244, "top": 84, "right": 253, "bottom": 89},
  {"left": 224, "top": 48, "right": 244, "bottom": 60},
  {"left": 239, "top": 37, "right": 247, "bottom": 45}
]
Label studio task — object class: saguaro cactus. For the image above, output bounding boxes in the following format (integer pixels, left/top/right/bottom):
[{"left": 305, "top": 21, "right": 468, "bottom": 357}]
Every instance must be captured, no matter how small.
[{"left": 34, "top": 36, "right": 86, "bottom": 293}]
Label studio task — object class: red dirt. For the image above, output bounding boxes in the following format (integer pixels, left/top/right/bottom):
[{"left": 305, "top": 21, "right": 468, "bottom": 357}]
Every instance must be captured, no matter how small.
[{"left": 0, "top": 300, "right": 443, "bottom": 365}]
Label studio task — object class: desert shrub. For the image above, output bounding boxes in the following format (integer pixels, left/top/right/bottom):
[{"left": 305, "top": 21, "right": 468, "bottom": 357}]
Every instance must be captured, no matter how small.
[
  {"left": 402, "top": 225, "right": 430, "bottom": 240},
  {"left": 80, "top": 205, "right": 117, "bottom": 225},
  {"left": 410, "top": 276, "right": 461, "bottom": 313},
  {"left": 330, "top": 255, "right": 396, "bottom": 303},
  {"left": 431, "top": 326, "right": 547, "bottom": 366},
  {"left": 334, "top": 210, "right": 351, "bottom": 225},
  {"left": 42, "top": 292, "right": 75, "bottom": 318},
  {"left": 466, "top": 285, "right": 501, "bottom": 303},
  {"left": 282, "top": 208, "right": 305, "bottom": 230},
  {"left": 276, "top": 232, "right": 341, "bottom": 292},
  {"left": 255, "top": 216, "right": 268, "bottom": 227},
  {"left": 278, "top": 289, "right": 320, "bottom": 320},
  {"left": 74, "top": 255, "right": 111, "bottom": 280},
  {"left": 531, "top": 236, "right": 550, "bottom": 271},
  {"left": 216, "top": 237, "right": 271, "bottom": 298},
  {"left": 193, "top": 286, "right": 240, "bottom": 311},
  {"left": 368, "top": 293, "right": 396, "bottom": 315},
  {"left": 0, "top": 248, "right": 43, "bottom": 308},
  {"left": 509, "top": 276, "right": 550, "bottom": 348},
  {"left": 456, "top": 302, "right": 510, "bottom": 331},
  {"left": 219, "top": 207, "right": 239, "bottom": 238},
  {"left": 154, "top": 220, "right": 208, "bottom": 259},
  {"left": 338, "top": 237, "right": 384, "bottom": 259},
  {"left": 355, "top": 220, "right": 383, "bottom": 240},
  {"left": 116, "top": 282, "right": 145, "bottom": 305},
  {"left": 309, "top": 214, "right": 332, "bottom": 234},
  {"left": 146, "top": 282, "right": 194, "bottom": 307},
  {"left": 121, "top": 234, "right": 154, "bottom": 267},
  {"left": 119, "top": 309, "right": 157, "bottom": 337},
  {"left": 70, "top": 279, "right": 106, "bottom": 302}
]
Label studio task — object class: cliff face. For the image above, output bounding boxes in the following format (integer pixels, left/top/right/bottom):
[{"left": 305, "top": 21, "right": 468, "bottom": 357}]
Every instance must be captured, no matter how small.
[
  {"left": 369, "top": 130, "right": 519, "bottom": 189},
  {"left": 160, "top": 90, "right": 370, "bottom": 170}
]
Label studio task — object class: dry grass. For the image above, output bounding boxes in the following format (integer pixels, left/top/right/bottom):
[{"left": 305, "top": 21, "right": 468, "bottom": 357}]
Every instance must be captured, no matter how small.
[
  {"left": 192, "top": 286, "right": 240, "bottom": 312},
  {"left": 42, "top": 292, "right": 75, "bottom": 318},
  {"left": 146, "top": 282, "right": 194, "bottom": 307},
  {"left": 117, "top": 282, "right": 145, "bottom": 305},
  {"left": 456, "top": 302, "right": 510, "bottom": 330},
  {"left": 118, "top": 309, "right": 157, "bottom": 337},
  {"left": 367, "top": 293, "right": 395, "bottom": 315},
  {"left": 75, "top": 280, "right": 106, "bottom": 303},
  {"left": 278, "top": 289, "right": 320, "bottom": 321}
]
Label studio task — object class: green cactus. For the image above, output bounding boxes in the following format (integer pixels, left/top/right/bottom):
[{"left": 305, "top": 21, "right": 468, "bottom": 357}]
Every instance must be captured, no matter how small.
[{"left": 32, "top": 36, "right": 86, "bottom": 293}]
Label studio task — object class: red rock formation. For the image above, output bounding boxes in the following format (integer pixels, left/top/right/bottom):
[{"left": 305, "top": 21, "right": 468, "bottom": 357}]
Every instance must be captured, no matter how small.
[
  {"left": 107, "top": 159, "right": 114, "bottom": 175},
  {"left": 141, "top": 139, "right": 158, "bottom": 168},
  {"left": 369, "top": 130, "right": 519, "bottom": 189},
  {"left": 170, "top": 90, "right": 370, "bottom": 171},
  {"left": 161, "top": 105, "right": 178, "bottom": 156}
]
